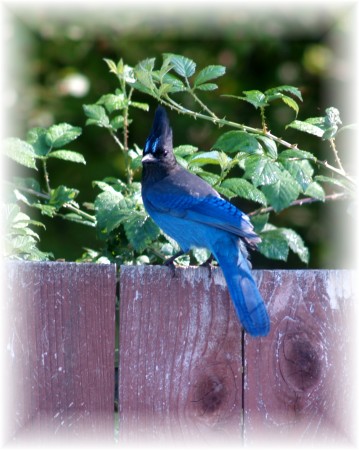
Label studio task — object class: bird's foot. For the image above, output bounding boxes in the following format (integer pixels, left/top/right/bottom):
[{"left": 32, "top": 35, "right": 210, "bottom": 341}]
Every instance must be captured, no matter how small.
[
  {"left": 163, "top": 251, "right": 185, "bottom": 278},
  {"left": 200, "top": 254, "right": 215, "bottom": 279}
]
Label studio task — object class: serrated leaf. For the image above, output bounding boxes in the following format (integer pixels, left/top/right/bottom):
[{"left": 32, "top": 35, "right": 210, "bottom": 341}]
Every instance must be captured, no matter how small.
[
  {"left": 195, "top": 83, "right": 218, "bottom": 91},
  {"left": 48, "top": 150, "right": 86, "bottom": 164},
  {"left": 194, "top": 169, "right": 221, "bottom": 186},
  {"left": 261, "top": 170, "right": 301, "bottom": 212},
  {"left": 220, "top": 178, "right": 267, "bottom": 205},
  {"left": 281, "top": 95, "right": 299, "bottom": 116},
  {"left": 83, "top": 104, "right": 110, "bottom": 128},
  {"left": 278, "top": 149, "right": 317, "bottom": 161},
  {"left": 256, "top": 136, "right": 277, "bottom": 159},
  {"left": 97, "top": 93, "right": 127, "bottom": 113},
  {"left": 244, "top": 155, "right": 282, "bottom": 186},
  {"left": 174, "top": 145, "right": 198, "bottom": 157},
  {"left": 45, "top": 123, "right": 82, "bottom": 149},
  {"left": 189, "top": 151, "right": 229, "bottom": 168},
  {"left": 49, "top": 185, "right": 79, "bottom": 210},
  {"left": 287, "top": 119, "right": 324, "bottom": 137},
  {"left": 258, "top": 229, "right": 289, "bottom": 261},
  {"left": 94, "top": 190, "right": 132, "bottom": 238},
  {"left": 164, "top": 53, "right": 196, "bottom": 78},
  {"left": 213, "top": 131, "right": 263, "bottom": 154},
  {"left": 315, "top": 175, "right": 353, "bottom": 192},
  {"left": 124, "top": 213, "right": 160, "bottom": 252},
  {"left": 281, "top": 228, "right": 309, "bottom": 264},
  {"left": 304, "top": 182, "right": 325, "bottom": 201},
  {"left": 110, "top": 115, "right": 125, "bottom": 131},
  {"left": 26, "top": 128, "right": 50, "bottom": 156},
  {"left": 194, "top": 65, "right": 226, "bottom": 86},
  {"left": 250, "top": 213, "right": 269, "bottom": 233},
  {"left": 281, "top": 159, "right": 313, "bottom": 191},
  {"left": 4, "top": 138, "right": 37, "bottom": 169},
  {"left": 240, "top": 90, "right": 268, "bottom": 109},
  {"left": 265, "top": 85, "right": 303, "bottom": 101},
  {"left": 162, "top": 73, "right": 186, "bottom": 93}
]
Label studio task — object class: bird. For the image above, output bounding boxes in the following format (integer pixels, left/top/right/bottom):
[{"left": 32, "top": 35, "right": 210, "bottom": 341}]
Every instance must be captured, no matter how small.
[{"left": 141, "top": 106, "right": 270, "bottom": 337}]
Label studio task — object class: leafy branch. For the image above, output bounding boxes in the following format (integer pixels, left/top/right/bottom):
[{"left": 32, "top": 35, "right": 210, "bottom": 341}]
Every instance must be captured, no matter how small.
[{"left": 3, "top": 53, "right": 356, "bottom": 265}]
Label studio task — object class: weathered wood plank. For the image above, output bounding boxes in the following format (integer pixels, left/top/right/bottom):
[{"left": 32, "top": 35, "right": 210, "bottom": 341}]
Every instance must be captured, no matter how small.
[
  {"left": 3, "top": 262, "right": 117, "bottom": 444},
  {"left": 245, "top": 270, "right": 356, "bottom": 447},
  {"left": 119, "top": 266, "right": 243, "bottom": 444}
]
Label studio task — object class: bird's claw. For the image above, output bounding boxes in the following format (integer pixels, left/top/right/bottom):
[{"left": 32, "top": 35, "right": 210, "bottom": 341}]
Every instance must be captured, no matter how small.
[{"left": 200, "top": 254, "right": 215, "bottom": 279}]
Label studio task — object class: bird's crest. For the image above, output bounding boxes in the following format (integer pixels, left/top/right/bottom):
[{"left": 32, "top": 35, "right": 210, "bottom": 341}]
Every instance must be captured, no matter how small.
[{"left": 144, "top": 106, "right": 173, "bottom": 158}]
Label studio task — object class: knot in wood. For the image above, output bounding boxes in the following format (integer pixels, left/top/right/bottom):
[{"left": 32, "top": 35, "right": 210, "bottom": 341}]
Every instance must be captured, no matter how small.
[
  {"left": 193, "top": 375, "right": 226, "bottom": 415},
  {"left": 280, "top": 333, "right": 321, "bottom": 392}
]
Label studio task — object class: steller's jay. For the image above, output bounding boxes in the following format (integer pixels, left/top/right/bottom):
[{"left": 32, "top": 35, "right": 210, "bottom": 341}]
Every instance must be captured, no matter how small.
[{"left": 141, "top": 106, "right": 270, "bottom": 337}]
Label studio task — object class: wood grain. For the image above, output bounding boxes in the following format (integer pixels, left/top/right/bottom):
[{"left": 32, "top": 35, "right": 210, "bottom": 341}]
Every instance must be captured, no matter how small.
[
  {"left": 3, "top": 262, "right": 116, "bottom": 444},
  {"left": 245, "top": 270, "right": 356, "bottom": 447},
  {"left": 119, "top": 265, "right": 243, "bottom": 445},
  {"left": 119, "top": 267, "right": 356, "bottom": 447}
]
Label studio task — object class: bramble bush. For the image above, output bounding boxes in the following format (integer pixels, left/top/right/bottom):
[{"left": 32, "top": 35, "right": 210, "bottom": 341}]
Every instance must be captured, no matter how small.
[{"left": 3, "top": 53, "right": 356, "bottom": 265}]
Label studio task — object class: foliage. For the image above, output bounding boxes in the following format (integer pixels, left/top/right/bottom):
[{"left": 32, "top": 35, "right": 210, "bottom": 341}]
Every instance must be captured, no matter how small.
[{"left": 3, "top": 54, "right": 356, "bottom": 266}]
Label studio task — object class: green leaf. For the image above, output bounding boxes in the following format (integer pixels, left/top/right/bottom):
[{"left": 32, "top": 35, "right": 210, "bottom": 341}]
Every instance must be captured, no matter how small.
[
  {"left": 256, "top": 136, "right": 277, "bottom": 159},
  {"left": 48, "top": 150, "right": 86, "bottom": 164},
  {"left": 265, "top": 85, "right": 303, "bottom": 101},
  {"left": 261, "top": 170, "right": 301, "bottom": 212},
  {"left": 239, "top": 90, "right": 268, "bottom": 109},
  {"left": 281, "top": 95, "right": 299, "bottom": 116},
  {"left": 220, "top": 178, "right": 267, "bottom": 205},
  {"left": 27, "top": 128, "right": 50, "bottom": 156},
  {"left": 124, "top": 212, "right": 160, "bottom": 252},
  {"left": 315, "top": 175, "right": 353, "bottom": 192},
  {"left": 258, "top": 228, "right": 289, "bottom": 261},
  {"left": 213, "top": 131, "right": 263, "bottom": 154},
  {"left": 281, "top": 159, "right": 313, "bottom": 191},
  {"left": 49, "top": 185, "right": 79, "bottom": 210},
  {"left": 103, "top": 58, "right": 118, "bottom": 74},
  {"left": 244, "top": 155, "right": 282, "bottom": 186},
  {"left": 192, "top": 248, "right": 211, "bottom": 265},
  {"left": 45, "top": 123, "right": 82, "bottom": 149},
  {"left": 278, "top": 149, "right": 317, "bottom": 161},
  {"left": 194, "top": 65, "right": 226, "bottom": 86},
  {"left": 130, "top": 101, "right": 149, "bottom": 111},
  {"left": 189, "top": 151, "right": 230, "bottom": 169},
  {"left": 164, "top": 53, "right": 196, "bottom": 78},
  {"left": 97, "top": 93, "right": 127, "bottom": 113},
  {"left": 4, "top": 138, "right": 37, "bottom": 169},
  {"left": 287, "top": 119, "right": 324, "bottom": 137},
  {"left": 250, "top": 213, "right": 269, "bottom": 233},
  {"left": 174, "top": 145, "right": 198, "bottom": 157},
  {"left": 195, "top": 83, "right": 218, "bottom": 91},
  {"left": 95, "top": 190, "right": 131, "bottom": 237},
  {"left": 190, "top": 168, "right": 221, "bottom": 186},
  {"left": 83, "top": 104, "right": 110, "bottom": 128},
  {"left": 162, "top": 73, "right": 186, "bottom": 93},
  {"left": 304, "top": 182, "right": 325, "bottom": 201},
  {"left": 281, "top": 228, "right": 309, "bottom": 264},
  {"left": 110, "top": 115, "right": 125, "bottom": 131}
]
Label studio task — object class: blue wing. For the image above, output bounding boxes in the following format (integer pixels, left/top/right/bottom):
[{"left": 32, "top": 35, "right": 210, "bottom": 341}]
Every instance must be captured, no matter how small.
[{"left": 145, "top": 192, "right": 259, "bottom": 245}]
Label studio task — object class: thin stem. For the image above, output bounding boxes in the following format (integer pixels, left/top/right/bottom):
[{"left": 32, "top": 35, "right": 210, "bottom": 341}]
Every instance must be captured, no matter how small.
[
  {"left": 249, "top": 192, "right": 349, "bottom": 217},
  {"left": 329, "top": 138, "right": 345, "bottom": 174},
  {"left": 110, "top": 130, "right": 125, "bottom": 151},
  {"left": 14, "top": 185, "right": 96, "bottom": 224},
  {"left": 185, "top": 78, "right": 219, "bottom": 120},
  {"left": 42, "top": 160, "right": 51, "bottom": 194},
  {"left": 161, "top": 98, "right": 357, "bottom": 186}
]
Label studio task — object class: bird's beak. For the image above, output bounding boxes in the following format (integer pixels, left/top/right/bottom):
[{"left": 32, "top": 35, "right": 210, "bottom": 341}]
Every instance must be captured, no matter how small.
[{"left": 142, "top": 153, "right": 158, "bottom": 163}]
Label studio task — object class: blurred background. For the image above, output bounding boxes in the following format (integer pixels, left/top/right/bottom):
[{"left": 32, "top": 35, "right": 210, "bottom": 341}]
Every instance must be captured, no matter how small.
[{"left": 2, "top": 1, "right": 357, "bottom": 268}]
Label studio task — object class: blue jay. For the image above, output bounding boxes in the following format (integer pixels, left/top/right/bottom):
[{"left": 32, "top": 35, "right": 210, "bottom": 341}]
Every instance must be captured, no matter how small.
[{"left": 141, "top": 106, "right": 270, "bottom": 337}]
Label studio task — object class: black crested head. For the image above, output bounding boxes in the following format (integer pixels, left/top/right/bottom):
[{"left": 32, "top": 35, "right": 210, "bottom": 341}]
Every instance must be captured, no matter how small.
[{"left": 142, "top": 106, "right": 176, "bottom": 166}]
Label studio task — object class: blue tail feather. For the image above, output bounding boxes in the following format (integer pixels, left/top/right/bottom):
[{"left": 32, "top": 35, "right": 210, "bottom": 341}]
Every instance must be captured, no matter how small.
[{"left": 212, "top": 242, "right": 270, "bottom": 337}]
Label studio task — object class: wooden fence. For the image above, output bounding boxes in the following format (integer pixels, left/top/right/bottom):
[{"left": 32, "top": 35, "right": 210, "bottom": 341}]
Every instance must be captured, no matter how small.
[{"left": 2, "top": 262, "right": 356, "bottom": 447}]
